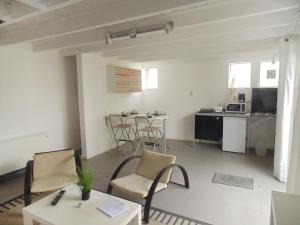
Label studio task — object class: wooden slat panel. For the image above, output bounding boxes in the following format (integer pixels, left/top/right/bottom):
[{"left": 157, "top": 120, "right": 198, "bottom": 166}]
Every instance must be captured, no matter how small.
[
  {"left": 115, "top": 66, "right": 130, "bottom": 93},
  {"left": 129, "top": 68, "right": 141, "bottom": 92},
  {"left": 109, "top": 65, "right": 141, "bottom": 93}
]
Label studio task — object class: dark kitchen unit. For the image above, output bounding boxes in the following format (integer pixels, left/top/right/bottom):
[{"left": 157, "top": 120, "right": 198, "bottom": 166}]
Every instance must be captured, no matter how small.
[{"left": 195, "top": 114, "right": 223, "bottom": 142}]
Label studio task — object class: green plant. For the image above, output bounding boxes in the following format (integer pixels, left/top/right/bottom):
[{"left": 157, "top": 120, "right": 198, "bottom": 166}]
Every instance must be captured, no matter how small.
[{"left": 76, "top": 167, "right": 94, "bottom": 192}]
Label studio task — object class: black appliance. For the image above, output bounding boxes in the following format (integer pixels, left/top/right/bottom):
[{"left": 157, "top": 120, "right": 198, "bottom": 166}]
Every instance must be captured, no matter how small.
[
  {"left": 238, "top": 93, "right": 245, "bottom": 103},
  {"left": 251, "top": 88, "right": 278, "bottom": 114}
]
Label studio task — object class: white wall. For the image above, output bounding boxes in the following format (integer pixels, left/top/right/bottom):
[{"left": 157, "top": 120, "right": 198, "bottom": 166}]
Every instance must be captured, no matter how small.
[
  {"left": 132, "top": 57, "right": 276, "bottom": 153},
  {"left": 0, "top": 43, "right": 81, "bottom": 174},
  {"left": 137, "top": 61, "right": 228, "bottom": 140},
  {"left": 76, "top": 52, "right": 278, "bottom": 158},
  {"left": 76, "top": 53, "right": 143, "bottom": 159}
]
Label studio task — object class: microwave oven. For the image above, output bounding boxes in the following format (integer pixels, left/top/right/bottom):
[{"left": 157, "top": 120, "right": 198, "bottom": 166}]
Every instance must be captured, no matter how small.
[{"left": 226, "top": 103, "right": 246, "bottom": 113}]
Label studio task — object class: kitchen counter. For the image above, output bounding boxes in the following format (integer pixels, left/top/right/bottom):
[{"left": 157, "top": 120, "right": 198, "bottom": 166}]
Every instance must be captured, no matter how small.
[
  {"left": 194, "top": 112, "right": 251, "bottom": 154},
  {"left": 195, "top": 112, "right": 251, "bottom": 118}
]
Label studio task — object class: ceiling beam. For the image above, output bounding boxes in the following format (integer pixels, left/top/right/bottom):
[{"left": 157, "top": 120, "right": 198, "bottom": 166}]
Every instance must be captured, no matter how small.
[
  {"left": 126, "top": 48, "right": 278, "bottom": 63},
  {"left": 32, "top": 6, "right": 297, "bottom": 51},
  {"left": 0, "top": 0, "right": 216, "bottom": 45},
  {"left": 115, "top": 38, "right": 280, "bottom": 61},
  {"left": 15, "top": 0, "right": 46, "bottom": 10},
  {"left": 60, "top": 24, "right": 289, "bottom": 56},
  {"left": 0, "top": 1, "right": 11, "bottom": 22}
]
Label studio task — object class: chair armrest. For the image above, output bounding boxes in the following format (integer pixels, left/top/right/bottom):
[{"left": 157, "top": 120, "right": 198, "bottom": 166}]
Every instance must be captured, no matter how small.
[
  {"left": 150, "top": 164, "right": 189, "bottom": 196},
  {"left": 74, "top": 150, "right": 82, "bottom": 174},
  {"left": 107, "top": 155, "right": 141, "bottom": 194},
  {"left": 24, "top": 160, "right": 33, "bottom": 195},
  {"left": 143, "top": 164, "right": 190, "bottom": 223}
]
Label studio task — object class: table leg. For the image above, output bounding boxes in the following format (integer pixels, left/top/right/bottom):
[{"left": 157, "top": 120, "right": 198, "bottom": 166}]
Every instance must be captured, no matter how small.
[
  {"left": 23, "top": 212, "right": 34, "bottom": 225},
  {"left": 128, "top": 210, "right": 142, "bottom": 225},
  {"left": 163, "top": 119, "right": 167, "bottom": 154}
]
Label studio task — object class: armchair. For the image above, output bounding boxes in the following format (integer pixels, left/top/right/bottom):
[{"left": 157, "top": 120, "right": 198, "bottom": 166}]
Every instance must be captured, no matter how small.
[
  {"left": 107, "top": 150, "right": 189, "bottom": 223},
  {"left": 24, "top": 148, "right": 82, "bottom": 206}
]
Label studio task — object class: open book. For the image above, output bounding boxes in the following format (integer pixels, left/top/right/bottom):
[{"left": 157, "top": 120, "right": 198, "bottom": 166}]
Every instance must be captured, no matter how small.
[{"left": 97, "top": 199, "right": 127, "bottom": 218}]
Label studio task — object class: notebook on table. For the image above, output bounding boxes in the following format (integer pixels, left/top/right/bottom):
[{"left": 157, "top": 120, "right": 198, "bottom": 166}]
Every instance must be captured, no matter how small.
[{"left": 97, "top": 199, "right": 127, "bottom": 218}]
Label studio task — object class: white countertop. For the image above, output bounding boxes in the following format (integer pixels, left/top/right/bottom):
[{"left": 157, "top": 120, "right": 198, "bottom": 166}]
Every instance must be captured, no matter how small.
[
  {"left": 195, "top": 112, "right": 251, "bottom": 118},
  {"left": 195, "top": 112, "right": 276, "bottom": 118}
]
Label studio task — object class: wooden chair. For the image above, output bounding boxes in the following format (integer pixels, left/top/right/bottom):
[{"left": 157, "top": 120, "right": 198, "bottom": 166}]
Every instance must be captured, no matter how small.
[
  {"left": 24, "top": 149, "right": 82, "bottom": 206},
  {"left": 108, "top": 114, "right": 136, "bottom": 151},
  {"left": 107, "top": 150, "right": 189, "bottom": 223}
]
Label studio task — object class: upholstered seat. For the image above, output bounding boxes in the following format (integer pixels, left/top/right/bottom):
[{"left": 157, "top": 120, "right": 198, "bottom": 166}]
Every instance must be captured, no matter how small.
[
  {"left": 31, "top": 174, "right": 78, "bottom": 193},
  {"left": 107, "top": 150, "right": 189, "bottom": 223},
  {"left": 110, "top": 173, "right": 167, "bottom": 198}
]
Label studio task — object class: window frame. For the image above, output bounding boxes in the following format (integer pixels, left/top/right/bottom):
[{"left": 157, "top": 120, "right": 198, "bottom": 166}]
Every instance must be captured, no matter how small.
[
  {"left": 259, "top": 60, "right": 279, "bottom": 88},
  {"left": 228, "top": 62, "right": 252, "bottom": 89},
  {"left": 141, "top": 67, "right": 158, "bottom": 90}
]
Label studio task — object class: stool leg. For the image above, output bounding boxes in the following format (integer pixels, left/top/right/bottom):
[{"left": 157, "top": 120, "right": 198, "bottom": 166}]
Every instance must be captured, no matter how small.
[
  {"left": 111, "top": 128, "right": 120, "bottom": 149},
  {"left": 125, "top": 127, "right": 135, "bottom": 150},
  {"left": 134, "top": 130, "right": 144, "bottom": 156}
]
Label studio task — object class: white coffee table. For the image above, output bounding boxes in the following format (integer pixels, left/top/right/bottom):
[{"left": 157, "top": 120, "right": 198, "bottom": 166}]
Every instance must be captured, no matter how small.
[{"left": 23, "top": 184, "right": 141, "bottom": 225}]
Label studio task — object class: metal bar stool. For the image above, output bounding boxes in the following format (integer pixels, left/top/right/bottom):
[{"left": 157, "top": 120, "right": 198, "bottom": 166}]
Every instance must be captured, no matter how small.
[
  {"left": 134, "top": 116, "right": 164, "bottom": 155},
  {"left": 108, "top": 114, "right": 136, "bottom": 151}
]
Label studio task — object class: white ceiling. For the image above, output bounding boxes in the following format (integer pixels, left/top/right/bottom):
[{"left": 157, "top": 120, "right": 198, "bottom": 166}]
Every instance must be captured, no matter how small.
[
  {"left": 0, "top": 0, "right": 71, "bottom": 21},
  {"left": 0, "top": 0, "right": 299, "bottom": 62}
]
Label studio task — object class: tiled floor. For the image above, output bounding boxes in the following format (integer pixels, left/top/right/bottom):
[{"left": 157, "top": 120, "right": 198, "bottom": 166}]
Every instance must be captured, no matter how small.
[{"left": 0, "top": 140, "right": 285, "bottom": 225}]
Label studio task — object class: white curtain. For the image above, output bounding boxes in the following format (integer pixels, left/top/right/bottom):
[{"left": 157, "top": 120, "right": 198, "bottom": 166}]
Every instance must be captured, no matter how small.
[
  {"left": 274, "top": 38, "right": 298, "bottom": 183},
  {"left": 287, "top": 37, "right": 300, "bottom": 193}
]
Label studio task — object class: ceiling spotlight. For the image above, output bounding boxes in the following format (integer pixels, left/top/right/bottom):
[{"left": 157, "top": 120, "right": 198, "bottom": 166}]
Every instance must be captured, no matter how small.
[
  {"left": 105, "top": 32, "right": 112, "bottom": 45},
  {"left": 163, "top": 21, "right": 174, "bottom": 34},
  {"left": 129, "top": 27, "right": 137, "bottom": 39},
  {"left": 104, "top": 21, "right": 174, "bottom": 44}
]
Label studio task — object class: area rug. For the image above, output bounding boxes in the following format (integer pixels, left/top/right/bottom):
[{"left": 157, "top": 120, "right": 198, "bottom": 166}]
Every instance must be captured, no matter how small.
[
  {"left": 0, "top": 193, "right": 211, "bottom": 225},
  {"left": 212, "top": 172, "right": 253, "bottom": 189}
]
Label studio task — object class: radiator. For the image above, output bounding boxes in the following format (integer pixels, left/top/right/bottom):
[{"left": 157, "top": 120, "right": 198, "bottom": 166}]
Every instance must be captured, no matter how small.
[{"left": 0, "top": 132, "right": 49, "bottom": 176}]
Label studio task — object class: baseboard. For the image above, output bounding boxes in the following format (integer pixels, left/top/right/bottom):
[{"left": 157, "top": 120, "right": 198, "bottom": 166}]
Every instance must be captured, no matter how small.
[
  {"left": 167, "top": 137, "right": 197, "bottom": 142},
  {"left": 0, "top": 168, "right": 25, "bottom": 183},
  {"left": 168, "top": 137, "right": 221, "bottom": 145}
]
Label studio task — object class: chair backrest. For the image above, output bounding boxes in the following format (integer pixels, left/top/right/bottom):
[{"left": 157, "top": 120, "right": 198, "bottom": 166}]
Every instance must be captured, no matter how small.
[
  {"left": 33, "top": 149, "right": 77, "bottom": 179},
  {"left": 135, "top": 150, "right": 176, "bottom": 184},
  {"left": 135, "top": 116, "right": 152, "bottom": 130}
]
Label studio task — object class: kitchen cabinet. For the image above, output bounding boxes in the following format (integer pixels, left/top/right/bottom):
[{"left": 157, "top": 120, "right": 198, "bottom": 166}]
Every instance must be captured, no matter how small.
[{"left": 194, "top": 115, "right": 223, "bottom": 142}]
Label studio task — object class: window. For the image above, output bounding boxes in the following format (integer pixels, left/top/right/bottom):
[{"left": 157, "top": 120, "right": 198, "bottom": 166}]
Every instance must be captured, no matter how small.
[
  {"left": 259, "top": 61, "right": 279, "bottom": 87},
  {"left": 228, "top": 62, "right": 251, "bottom": 88},
  {"left": 141, "top": 68, "right": 158, "bottom": 90}
]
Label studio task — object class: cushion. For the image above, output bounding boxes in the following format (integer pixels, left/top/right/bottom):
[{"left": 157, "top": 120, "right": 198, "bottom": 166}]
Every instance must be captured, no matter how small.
[
  {"left": 31, "top": 174, "right": 78, "bottom": 193},
  {"left": 33, "top": 149, "right": 77, "bottom": 179},
  {"left": 110, "top": 174, "right": 167, "bottom": 198},
  {"left": 136, "top": 150, "right": 176, "bottom": 184}
]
